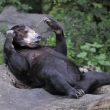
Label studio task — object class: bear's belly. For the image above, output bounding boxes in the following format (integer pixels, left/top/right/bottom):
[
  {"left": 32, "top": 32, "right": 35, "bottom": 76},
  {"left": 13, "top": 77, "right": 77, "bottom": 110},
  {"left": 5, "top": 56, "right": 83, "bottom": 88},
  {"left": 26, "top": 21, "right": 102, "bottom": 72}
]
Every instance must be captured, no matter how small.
[{"left": 16, "top": 47, "right": 81, "bottom": 82}]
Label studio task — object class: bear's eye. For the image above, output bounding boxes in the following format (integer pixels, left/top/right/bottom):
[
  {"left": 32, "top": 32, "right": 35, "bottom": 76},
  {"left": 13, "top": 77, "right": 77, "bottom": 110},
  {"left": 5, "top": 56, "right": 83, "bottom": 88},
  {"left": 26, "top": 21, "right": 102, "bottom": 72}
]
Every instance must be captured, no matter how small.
[{"left": 24, "top": 30, "right": 28, "bottom": 34}]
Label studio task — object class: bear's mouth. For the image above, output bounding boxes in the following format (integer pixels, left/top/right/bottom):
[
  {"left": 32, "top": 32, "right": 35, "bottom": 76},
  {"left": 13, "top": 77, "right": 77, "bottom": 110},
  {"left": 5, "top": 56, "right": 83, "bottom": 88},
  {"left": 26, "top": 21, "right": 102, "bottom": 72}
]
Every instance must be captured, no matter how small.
[{"left": 27, "top": 41, "right": 40, "bottom": 47}]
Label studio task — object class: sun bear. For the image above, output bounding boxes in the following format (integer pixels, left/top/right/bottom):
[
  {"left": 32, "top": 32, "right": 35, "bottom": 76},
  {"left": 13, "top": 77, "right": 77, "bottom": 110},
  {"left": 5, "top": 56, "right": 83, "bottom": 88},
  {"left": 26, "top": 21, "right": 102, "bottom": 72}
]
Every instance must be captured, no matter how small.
[{"left": 3, "top": 17, "right": 110, "bottom": 98}]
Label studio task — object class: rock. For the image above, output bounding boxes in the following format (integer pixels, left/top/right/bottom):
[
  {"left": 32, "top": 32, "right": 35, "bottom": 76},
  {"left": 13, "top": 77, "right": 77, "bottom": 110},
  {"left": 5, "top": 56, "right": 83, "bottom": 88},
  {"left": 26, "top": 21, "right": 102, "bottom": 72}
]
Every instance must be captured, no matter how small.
[
  {"left": 0, "top": 65, "right": 110, "bottom": 110},
  {"left": 0, "top": 6, "right": 58, "bottom": 39},
  {"left": 1, "top": 7, "right": 110, "bottom": 110}
]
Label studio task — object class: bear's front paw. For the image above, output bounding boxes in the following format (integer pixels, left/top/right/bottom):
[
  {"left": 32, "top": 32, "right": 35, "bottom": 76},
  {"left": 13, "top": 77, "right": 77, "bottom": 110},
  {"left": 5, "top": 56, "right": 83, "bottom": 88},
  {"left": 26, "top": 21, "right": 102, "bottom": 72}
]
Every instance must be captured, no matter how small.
[
  {"left": 43, "top": 17, "right": 53, "bottom": 27},
  {"left": 68, "top": 89, "right": 85, "bottom": 98},
  {"left": 43, "top": 17, "right": 62, "bottom": 34},
  {"left": 4, "top": 30, "right": 15, "bottom": 41},
  {"left": 6, "top": 30, "right": 14, "bottom": 34},
  {"left": 43, "top": 17, "right": 51, "bottom": 23}
]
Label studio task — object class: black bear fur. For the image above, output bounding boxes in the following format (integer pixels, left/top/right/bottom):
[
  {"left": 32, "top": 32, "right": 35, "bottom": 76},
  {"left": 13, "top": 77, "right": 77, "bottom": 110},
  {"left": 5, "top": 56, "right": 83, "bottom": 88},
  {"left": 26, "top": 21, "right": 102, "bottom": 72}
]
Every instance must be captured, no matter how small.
[{"left": 3, "top": 17, "right": 110, "bottom": 98}]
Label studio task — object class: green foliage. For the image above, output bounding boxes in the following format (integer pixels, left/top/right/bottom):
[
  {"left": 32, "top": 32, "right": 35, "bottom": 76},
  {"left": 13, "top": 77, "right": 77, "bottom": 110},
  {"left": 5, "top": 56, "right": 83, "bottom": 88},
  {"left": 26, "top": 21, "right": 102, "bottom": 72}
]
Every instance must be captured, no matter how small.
[
  {"left": 0, "top": 0, "right": 43, "bottom": 13},
  {"left": 0, "top": 0, "right": 32, "bottom": 13},
  {"left": 40, "top": 36, "right": 56, "bottom": 46},
  {"left": 43, "top": 0, "right": 110, "bottom": 72},
  {"left": 0, "top": 0, "right": 109, "bottom": 72},
  {"left": 0, "top": 0, "right": 44, "bottom": 13},
  {"left": 66, "top": 16, "right": 110, "bottom": 72},
  {"left": 46, "top": 36, "right": 56, "bottom": 46},
  {"left": 0, "top": 23, "right": 8, "bottom": 33},
  {"left": 0, "top": 23, "right": 8, "bottom": 65},
  {"left": 45, "top": 36, "right": 110, "bottom": 72},
  {"left": 76, "top": 43, "right": 110, "bottom": 72}
]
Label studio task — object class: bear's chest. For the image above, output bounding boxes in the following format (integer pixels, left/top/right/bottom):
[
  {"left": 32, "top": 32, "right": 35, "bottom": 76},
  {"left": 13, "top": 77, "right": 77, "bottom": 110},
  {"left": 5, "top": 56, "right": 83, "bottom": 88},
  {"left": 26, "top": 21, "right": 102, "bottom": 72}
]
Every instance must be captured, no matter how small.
[{"left": 16, "top": 47, "right": 56, "bottom": 64}]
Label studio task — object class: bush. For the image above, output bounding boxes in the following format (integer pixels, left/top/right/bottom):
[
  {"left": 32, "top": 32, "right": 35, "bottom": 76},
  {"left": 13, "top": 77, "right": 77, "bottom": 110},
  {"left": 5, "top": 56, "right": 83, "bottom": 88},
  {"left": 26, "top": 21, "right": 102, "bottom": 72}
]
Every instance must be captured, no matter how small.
[
  {"left": 43, "top": 0, "right": 110, "bottom": 72},
  {"left": 0, "top": 0, "right": 32, "bottom": 13},
  {"left": 65, "top": 15, "right": 110, "bottom": 72}
]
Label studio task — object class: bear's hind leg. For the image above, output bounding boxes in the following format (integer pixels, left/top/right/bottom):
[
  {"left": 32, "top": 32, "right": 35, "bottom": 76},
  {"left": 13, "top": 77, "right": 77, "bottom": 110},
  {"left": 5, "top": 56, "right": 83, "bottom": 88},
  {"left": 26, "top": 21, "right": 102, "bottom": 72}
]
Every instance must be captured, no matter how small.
[
  {"left": 76, "top": 71, "right": 110, "bottom": 93},
  {"left": 43, "top": 67, "right": 85, "bottom": 98}
]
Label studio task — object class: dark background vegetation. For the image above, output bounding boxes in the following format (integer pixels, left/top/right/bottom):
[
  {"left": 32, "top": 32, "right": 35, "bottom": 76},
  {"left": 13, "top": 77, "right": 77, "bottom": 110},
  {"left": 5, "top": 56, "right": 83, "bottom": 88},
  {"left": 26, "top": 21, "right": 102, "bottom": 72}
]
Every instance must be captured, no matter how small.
[{"left": 0, "top": 0, "right": 110, "bottom": 72}]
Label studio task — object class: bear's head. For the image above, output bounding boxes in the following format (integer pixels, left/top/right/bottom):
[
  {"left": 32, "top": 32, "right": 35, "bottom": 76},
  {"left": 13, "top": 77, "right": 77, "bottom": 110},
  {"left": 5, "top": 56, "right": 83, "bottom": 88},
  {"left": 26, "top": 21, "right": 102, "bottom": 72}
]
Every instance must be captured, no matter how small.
[{"left": 10, "top": 24, "right": 41, "bottom": 48}]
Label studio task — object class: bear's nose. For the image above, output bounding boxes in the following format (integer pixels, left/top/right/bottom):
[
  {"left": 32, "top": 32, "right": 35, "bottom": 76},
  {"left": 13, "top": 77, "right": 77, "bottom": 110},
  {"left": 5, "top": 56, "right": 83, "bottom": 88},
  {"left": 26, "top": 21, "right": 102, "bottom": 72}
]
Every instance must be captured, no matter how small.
[
  {"left": 37, "top": 35, "right": 41, "bottom": 39},
  {"left": 35, "top": 33, "right": 41, "bottom": 41}
]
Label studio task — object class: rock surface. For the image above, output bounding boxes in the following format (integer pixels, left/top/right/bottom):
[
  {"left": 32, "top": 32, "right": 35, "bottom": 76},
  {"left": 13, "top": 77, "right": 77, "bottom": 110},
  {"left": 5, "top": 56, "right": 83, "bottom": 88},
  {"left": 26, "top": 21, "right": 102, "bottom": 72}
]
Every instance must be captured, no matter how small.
[
  {"left": 1, "top": 7, "right": 110, "bottom": 110},
  {"left": 0, "top": 65, "right": 110, "bottom": 110}
]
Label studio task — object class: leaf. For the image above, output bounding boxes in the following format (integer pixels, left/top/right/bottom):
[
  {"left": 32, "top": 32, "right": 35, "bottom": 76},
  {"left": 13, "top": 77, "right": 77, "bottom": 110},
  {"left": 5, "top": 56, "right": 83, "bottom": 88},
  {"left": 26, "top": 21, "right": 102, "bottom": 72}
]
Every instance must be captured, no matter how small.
[
  {"left": 99, "top": 7, "right": 107, "bottom": 14},
  {"left": 98, "top": 60, "right": 105, "bottom": 65},
  {"left": 89, "top": 48, "right": 96, "bottom": 52},
  {"left": 95, "top": 67, "right": 102, "bottom": 72},
  {"left": 91, "top": 42, "right": 102, "bottom": 48},
  {"left": 58, "top": 0, "right": 67, "bottom": 3},
  {"left": 81, "top": 44, "right": 90, "bottom": 50},
  {"left": 77, "top": 52, "right": 87, "bottom": 58},
  {"left": 93, "top": 3, "right": 102, "bottom": 8},
  {"left": 77, "top": 0, "right": 87, "bottom": 5},
  {"left": 98, "top": 60, "right": 110, "bottom": 66},
  {"left": 96, "top": 54, "right": 106, "bottom": 60},
  {"left": 44, "top": 3, "right": 51, "bottom": 11},
  {"left": 0, "top": 0, "right": 6, "bottom": 5},
  {"left": 104, "top": 61, "right": 110, "bottom": 66}
]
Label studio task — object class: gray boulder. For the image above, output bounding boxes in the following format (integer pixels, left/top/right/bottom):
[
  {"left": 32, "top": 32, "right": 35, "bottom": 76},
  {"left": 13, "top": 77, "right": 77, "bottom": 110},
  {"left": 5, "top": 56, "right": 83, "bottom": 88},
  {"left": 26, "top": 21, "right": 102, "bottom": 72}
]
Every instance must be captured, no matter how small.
[
  {"left": 0, "top": 7, "right": 55, "bottom": 39},
  {"left": 1, "top": 7, "right": 110, "bottom": 110},
  {"left": 0, "top": 64, "right": 110, "bottom": 110}
]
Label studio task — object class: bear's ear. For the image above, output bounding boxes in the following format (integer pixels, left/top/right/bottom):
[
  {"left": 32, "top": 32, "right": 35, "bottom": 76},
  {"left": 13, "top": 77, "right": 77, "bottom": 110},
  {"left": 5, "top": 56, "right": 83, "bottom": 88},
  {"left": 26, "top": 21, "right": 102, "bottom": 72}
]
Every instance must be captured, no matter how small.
[
  {"left": 10, "top": 25, "right": 20, "bottom": 31},
  {"left": 10, "top": 24, "right": 25, "bottom": 31},
  {"left": 3, "top": 25, "right": 20, "bottom": 37},
  {"left": 3, "top": 24, "right": 25, "bottom": 37}
]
